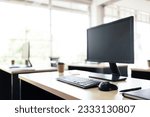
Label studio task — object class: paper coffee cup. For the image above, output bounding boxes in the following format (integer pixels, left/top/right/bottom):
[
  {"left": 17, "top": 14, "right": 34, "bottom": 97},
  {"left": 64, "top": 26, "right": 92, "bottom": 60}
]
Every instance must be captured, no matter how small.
[{"left": 58, "top": 62, "right": 65, "bottom": 75}]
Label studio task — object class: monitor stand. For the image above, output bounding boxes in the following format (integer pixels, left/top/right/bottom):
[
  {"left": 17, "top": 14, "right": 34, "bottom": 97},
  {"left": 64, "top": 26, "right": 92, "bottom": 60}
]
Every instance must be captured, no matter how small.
[
  {"left": 25, "top": 59, "right": 32, "bottom": 67},
  {"left": 89, "top": 63, "right": 126, "bottom": 82}
]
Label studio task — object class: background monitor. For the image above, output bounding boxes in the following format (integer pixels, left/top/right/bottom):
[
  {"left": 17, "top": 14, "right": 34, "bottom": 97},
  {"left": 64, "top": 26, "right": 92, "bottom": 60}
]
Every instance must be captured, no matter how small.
[
  {"left": 87, "top": 16, "right": 134, "bottom": 81},
  {"left": 22, "top": 42, "right": 32, "bottom": 67},
  {"left": 22, "top": 42, "right": 30, "bottom": 60}
]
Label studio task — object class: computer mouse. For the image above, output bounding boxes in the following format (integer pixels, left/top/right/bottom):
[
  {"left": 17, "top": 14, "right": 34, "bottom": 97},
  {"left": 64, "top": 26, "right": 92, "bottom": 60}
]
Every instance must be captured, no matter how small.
[{"left": 98, "top": 82, "right": 118, "bottom": 91}]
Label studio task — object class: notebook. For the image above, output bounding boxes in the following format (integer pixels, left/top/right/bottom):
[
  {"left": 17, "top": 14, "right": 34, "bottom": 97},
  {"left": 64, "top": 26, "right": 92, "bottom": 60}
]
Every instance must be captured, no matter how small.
[{"left": 122, "top": 88, "right": 150, "bottom": 100}]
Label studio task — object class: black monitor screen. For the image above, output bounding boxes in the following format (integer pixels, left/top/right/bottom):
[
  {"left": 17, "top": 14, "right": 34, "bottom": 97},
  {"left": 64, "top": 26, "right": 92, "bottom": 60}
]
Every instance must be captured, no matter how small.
[{"left": 87, "top": 16, "right": 134, "bottom": 64}]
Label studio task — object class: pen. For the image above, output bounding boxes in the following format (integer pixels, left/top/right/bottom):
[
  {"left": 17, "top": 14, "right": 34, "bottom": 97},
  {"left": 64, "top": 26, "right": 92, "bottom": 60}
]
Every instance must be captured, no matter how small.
[{"left": 119, "top": 87, "right": 142, "bottom": 92}]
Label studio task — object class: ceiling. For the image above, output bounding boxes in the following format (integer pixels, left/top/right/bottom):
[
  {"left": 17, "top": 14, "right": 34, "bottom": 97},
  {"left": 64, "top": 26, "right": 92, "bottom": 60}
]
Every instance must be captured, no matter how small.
[
  {"left": 2, "top": 0, "right": 150, "bottom": 13},
  {"left": 69, "top": 0, "right": 150, "bottom": 14},
  {"left": 9, "top": 0, "right": 92, "bottom": 4},
  {"left": 94, "top": 0, "right": 150, "bottom": 13},
  {"left": 111, "top": 0, "right": 150, "bottom": 13}
]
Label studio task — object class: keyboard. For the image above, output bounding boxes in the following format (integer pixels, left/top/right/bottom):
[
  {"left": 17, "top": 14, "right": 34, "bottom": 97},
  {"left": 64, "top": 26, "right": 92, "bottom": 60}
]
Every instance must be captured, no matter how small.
[{"left": 57, "top": 76, "right": 101, "bottom": 89}]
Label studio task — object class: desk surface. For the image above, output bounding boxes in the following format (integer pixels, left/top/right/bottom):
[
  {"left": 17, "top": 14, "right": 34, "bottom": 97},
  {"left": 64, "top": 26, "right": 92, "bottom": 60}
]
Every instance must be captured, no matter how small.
[
  {"left": 68, "top": 63, "right": 127, "bottom": 68},
  {"left": 19, "top": 70, "right": 150, "bottom": 100},
  {"left": 131, "top": 67, "right": 150, "bottom": 72},
  {"left": 0, "top": 66, "right": 57, "bottom": 74}
]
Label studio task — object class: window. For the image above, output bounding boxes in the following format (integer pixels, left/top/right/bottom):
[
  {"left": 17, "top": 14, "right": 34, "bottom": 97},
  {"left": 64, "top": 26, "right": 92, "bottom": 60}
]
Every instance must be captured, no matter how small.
[
  {"left": 51, "top": 0, "right": 90, "bottom": 64},
  {"left": 0, "top": 2, "right": 50, "bottom": 66},
  {"left": 0, "top": 0, "right": 90, "bottom": 66}
]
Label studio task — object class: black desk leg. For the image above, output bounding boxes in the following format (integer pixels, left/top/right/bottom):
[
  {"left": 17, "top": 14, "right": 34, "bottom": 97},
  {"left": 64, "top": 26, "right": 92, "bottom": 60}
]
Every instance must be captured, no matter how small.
[{"left": 12, "top": 74, "right": 20, "bottom": 100}]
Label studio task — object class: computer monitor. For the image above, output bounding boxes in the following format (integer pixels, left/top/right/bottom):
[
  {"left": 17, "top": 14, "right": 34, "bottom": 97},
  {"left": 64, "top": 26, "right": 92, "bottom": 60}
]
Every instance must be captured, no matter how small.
[
  {"left": 22, "top": 42, "right": 30, "bottom": 60},
  {"left": 87, "top": 16, "right": 134, "bottom": 81},
  {"left": 22, "top": 42, "right": 32, "bottom": 67}
]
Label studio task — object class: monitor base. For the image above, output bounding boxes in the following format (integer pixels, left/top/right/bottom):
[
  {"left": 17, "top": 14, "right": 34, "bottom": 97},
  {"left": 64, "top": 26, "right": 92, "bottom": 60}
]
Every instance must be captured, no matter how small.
[{"left": 89, "top": 73, "right": 126, "bottom": 82}]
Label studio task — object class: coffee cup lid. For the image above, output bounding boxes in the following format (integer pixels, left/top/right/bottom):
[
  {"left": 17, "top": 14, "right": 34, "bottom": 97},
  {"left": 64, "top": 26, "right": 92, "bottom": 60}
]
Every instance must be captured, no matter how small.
[{"left": 58, "top": 62, "right": 64, "bottom": 65}]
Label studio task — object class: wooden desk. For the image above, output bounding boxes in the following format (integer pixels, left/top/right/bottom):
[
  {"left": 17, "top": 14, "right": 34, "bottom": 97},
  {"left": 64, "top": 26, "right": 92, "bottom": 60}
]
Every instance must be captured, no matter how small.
[
  {"left": 68, "top": 63, "right": 128, "bottom": 76},
  {"left": 19, "top": 70, "right": 150, "bottom": 100},
  {"left": 0, "top": 66, "right": 57, "bottom": 100}
]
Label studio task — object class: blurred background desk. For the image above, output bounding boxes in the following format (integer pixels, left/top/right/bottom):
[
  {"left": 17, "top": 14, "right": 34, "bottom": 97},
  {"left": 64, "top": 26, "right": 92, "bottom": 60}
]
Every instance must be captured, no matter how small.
[
  {"left": 0, "top": 66, "right": 57, "bottom": 100},
  {"left": 68, "top": 63, "right": 128, "bottom": 77},
  {"left": 131, "top": 67, "right": 150, "bottom": 80}
]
